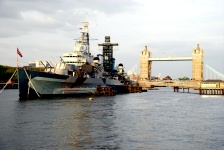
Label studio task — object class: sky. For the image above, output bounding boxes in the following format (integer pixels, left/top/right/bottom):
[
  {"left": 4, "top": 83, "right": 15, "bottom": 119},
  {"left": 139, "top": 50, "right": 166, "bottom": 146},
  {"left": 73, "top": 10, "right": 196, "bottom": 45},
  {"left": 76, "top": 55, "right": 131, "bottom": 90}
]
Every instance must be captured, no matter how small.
[{"left": 0, "top": 0, "right": 223, "bottom": 79}]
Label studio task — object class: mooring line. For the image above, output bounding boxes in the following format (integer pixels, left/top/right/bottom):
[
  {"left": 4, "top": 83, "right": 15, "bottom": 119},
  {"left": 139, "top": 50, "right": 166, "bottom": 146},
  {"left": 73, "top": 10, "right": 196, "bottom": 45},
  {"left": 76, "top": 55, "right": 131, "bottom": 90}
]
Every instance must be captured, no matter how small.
[{"left": 23, "top": 68, "right": 41, "bottom": 98}]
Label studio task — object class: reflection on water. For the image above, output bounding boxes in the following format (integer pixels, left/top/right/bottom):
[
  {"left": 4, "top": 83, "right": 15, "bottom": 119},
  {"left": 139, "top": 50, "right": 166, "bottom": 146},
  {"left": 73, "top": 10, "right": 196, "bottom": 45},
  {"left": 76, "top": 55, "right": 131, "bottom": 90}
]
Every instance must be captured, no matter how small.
[
  {"left": 0, "top": 88, "right": 224, "bottom": 150},
  {"left": 201, "top": 95, "right": 223, "bottom": 98}
]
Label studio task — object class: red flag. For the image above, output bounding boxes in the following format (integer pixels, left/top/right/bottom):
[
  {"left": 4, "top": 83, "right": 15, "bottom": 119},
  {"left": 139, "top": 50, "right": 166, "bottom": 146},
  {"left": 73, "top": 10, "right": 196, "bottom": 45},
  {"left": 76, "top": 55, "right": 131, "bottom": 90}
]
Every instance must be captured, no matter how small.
[{"left": 17, "top": 48, "right": 23, "bottom": 57}]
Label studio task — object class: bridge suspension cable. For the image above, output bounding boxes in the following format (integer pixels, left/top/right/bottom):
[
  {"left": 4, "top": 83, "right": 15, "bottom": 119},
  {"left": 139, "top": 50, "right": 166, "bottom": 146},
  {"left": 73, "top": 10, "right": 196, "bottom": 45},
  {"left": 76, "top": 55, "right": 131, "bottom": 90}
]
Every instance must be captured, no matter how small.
[
  {"left": 205, "top": 64, "right": 224, "bottom": 80},
  {"left": 127, "top": 64, "right": 140, "bottom": 75}
]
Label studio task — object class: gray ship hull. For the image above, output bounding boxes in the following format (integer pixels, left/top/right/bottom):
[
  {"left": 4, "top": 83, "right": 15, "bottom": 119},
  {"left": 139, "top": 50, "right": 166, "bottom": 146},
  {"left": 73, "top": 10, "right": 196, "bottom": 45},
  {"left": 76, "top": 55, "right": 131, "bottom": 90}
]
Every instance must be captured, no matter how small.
[
  {"left": 18, "top": 68, "right": 129, "bottom": 100},
  {"left": 18, "top": 68, "right": 106, "bottom": 99}
]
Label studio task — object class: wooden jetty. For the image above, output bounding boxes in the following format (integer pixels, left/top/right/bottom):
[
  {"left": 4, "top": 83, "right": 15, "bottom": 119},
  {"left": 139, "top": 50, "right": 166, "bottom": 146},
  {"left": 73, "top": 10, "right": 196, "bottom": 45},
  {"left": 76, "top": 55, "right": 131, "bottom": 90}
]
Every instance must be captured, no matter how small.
[
  {"left": 199, "top": 80, "right": 224, "bottom": 95},
  {"left": 138, "top": 79, "right": 224, "bottom": 95},
  {"left": 173, "top": 86, "right": 190, "bottom": 93},
  {"left": 199, "top": 88, "right": 224, "bottom": 95}
]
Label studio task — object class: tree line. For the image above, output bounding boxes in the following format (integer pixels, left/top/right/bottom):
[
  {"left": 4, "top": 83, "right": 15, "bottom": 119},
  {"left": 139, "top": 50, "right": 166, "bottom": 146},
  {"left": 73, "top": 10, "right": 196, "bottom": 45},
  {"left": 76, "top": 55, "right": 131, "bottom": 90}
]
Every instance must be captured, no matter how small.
[
  {"left": 0, "top": 65, "right": 17, "bottom": 83},
  {"left": 0, "top": 65, "right": 45, "bottom": 83}
]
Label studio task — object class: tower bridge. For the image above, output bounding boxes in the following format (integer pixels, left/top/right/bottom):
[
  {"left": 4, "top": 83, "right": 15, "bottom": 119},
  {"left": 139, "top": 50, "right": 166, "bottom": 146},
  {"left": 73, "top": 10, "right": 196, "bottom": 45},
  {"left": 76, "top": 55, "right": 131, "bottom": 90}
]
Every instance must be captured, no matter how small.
[
  {"left": 140, "top": 44, "right": 204, "bottom": 81},
  {"left": 137, "top": 44, "right": 224, "bottom": 95}
]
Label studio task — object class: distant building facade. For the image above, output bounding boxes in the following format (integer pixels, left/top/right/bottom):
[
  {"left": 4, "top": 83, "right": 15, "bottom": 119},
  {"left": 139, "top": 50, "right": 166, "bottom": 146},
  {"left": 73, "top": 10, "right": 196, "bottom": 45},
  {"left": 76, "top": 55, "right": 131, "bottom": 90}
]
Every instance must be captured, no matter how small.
[
  {"left": 201, "top": 80, "right": 224, "bottom": 88},
  {"left": 29, "top": 60, "right": 47, "bottom": 68}
]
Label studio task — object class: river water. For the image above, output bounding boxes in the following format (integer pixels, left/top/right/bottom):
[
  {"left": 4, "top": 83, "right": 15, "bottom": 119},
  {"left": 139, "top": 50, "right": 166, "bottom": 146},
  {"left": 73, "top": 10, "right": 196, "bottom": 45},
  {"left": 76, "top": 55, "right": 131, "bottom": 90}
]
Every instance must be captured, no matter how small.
[{"left": 0, "top": 88, "right": 223, "bottom": 150}]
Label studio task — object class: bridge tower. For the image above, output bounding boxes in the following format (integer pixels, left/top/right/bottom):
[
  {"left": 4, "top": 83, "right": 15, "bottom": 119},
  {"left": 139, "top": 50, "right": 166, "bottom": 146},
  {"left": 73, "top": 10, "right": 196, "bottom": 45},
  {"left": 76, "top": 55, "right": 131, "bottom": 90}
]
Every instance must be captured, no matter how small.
[
  {"left": 192, "top": 44, "right": 204, "bottom": 81},
  {"left": 140, "top": 46, "right": 152, "bottom": 80}
]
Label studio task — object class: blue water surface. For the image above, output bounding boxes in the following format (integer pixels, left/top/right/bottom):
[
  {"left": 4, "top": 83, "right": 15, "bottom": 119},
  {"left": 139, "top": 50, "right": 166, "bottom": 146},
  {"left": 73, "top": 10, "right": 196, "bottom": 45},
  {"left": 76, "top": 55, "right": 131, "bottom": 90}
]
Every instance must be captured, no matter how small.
[{"left": 0, "top": 88, "right": 223, "bottom": 150}]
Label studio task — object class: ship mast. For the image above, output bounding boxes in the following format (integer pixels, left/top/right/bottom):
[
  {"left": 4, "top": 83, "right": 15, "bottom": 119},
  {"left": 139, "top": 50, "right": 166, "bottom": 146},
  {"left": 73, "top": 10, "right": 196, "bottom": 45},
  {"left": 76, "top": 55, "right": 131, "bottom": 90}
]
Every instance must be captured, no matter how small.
[
  {"left": 81, "top": 22, "right": 89, "bottom": 54},
  {"left": 98, "top": 36, "right": 118, "bottom": 73}
]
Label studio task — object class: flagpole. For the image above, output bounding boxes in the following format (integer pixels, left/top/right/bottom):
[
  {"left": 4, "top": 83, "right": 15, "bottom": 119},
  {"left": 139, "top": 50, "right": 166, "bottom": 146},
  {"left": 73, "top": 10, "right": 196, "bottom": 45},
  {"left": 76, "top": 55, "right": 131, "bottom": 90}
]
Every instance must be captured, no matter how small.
[{"left": 17, "top": 48, "right": 23, "bottom": 67}]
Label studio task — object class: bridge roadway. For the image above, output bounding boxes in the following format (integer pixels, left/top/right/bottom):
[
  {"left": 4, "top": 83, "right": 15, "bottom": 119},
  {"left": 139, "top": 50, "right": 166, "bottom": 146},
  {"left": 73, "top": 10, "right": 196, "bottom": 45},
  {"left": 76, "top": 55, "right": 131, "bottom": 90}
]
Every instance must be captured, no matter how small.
[
  {"left": 138, "top": 80, "right": 201, "bottom": 89},
  {"left": 148, "top": 56, "right": 192, "bottom": 61}
]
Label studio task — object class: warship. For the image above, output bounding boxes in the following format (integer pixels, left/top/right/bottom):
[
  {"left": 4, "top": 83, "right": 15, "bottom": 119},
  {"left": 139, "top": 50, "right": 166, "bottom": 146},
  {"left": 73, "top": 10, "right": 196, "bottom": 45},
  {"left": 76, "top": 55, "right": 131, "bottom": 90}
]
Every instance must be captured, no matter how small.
[{"left": 17, "top": 22, "right": 133, "bottom": 100}]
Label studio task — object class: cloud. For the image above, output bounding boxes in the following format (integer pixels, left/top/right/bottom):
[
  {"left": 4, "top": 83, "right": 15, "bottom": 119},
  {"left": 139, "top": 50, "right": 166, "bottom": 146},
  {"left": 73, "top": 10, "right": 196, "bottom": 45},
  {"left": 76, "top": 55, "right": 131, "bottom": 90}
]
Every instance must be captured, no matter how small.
[
  {"left": 20, "top": 11, "right": 56, "bottom": 24},
  {"left": 0, "top": 0, "right": 223, "bottom": 79}
]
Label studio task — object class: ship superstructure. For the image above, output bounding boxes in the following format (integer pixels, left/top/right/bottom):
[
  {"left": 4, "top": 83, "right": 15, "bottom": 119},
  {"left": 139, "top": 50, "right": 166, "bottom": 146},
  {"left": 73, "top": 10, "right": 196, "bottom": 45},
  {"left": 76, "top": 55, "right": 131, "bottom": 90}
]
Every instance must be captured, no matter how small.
[{"left": 62, "top": 22, "right": 93, "bottom": 67}]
